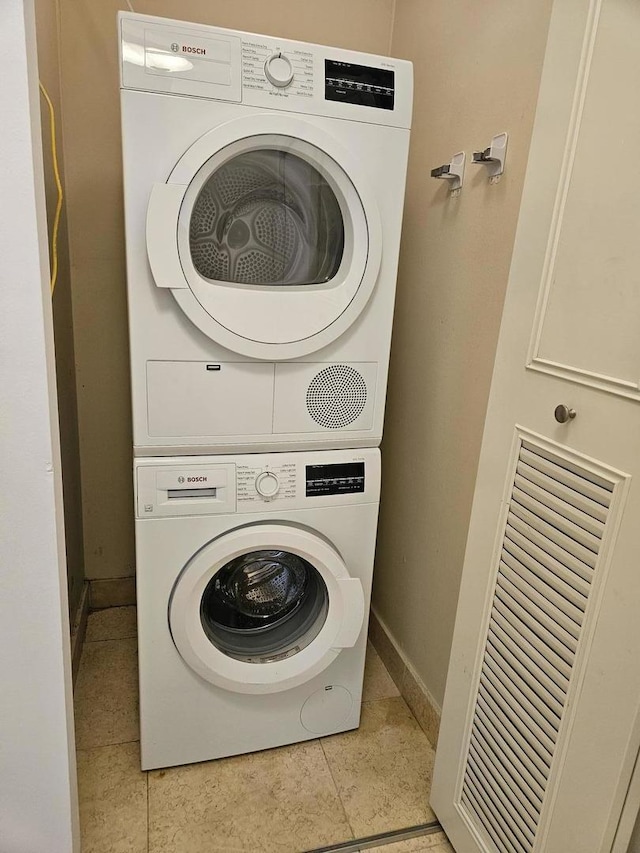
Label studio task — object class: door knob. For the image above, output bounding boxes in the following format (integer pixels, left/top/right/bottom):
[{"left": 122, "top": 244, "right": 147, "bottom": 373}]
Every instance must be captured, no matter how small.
[{"left": 554, "top": 404, "right": 576, "bottom": 423}]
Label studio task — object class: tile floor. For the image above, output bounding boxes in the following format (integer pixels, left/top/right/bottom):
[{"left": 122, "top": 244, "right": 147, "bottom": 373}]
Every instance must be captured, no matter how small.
[{"left": 74, "top": 607, "right": 453, "bottom": 853}]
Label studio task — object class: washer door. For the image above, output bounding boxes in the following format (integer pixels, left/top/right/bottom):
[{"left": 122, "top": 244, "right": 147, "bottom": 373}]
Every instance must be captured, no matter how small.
[
  {"left": 169, "top": 524, "right": 365, "bottom": 694},
  {"left": 146, "top": 114, "right": 382, "bottom": 360}
]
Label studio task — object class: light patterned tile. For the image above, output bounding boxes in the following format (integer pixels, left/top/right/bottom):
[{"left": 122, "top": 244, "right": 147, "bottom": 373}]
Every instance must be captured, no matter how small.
[
  {"left": 77, "top": 742, "right": 147, "bottom": 853},
  {"left": 322, "top": 696, "right": 436, "bottom": 837},
  {"left": 85, "top": 606, "right": 137, "bottom": 642},
  {"left": 74, "top": 637, "right": 139, "bottom": 749},
  {"left": 364, "top": 830, "right": 453, "bottom": 851},
  {"left": 363, "top": 641, "right": 401, "bottom": 703},
  {"left": 148, "top": 740, "right": 353, "bottom": 853}
]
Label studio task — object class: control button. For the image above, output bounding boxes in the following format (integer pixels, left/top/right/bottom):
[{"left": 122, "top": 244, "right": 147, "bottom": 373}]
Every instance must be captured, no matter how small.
[
  {"left": 264, "top": 52, "right": 294, "bottom": 87},
  {"left": 255, "top": 471, "right": 280, "bottom": 498}
]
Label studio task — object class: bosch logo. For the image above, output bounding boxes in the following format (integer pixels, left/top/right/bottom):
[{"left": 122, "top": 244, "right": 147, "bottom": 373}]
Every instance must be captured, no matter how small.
[
  {"left": 170, "top": 43, "right": 179, "bottom": 53},
  {"left": 182, "top": 45, "right": 206, "bottom": 55},
  {"left": 177, "top": 476, "right": 185, "bottom": 483},
  {"left": 188, "top": 476, "right": 207, "bottom": 483}
]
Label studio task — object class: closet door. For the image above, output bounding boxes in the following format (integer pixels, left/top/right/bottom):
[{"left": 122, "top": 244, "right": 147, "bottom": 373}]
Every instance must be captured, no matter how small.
[{"left": 430, "top": 1, "right": 640, "bottom": 851}]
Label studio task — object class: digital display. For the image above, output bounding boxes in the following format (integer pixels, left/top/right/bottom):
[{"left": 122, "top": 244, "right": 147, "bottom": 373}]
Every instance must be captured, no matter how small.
[
  {"left": 306, "top": 462, "right": 365, "bottom": 497},
  {"left": 325, "top": 60, "right": 394, "bottom": 111}
]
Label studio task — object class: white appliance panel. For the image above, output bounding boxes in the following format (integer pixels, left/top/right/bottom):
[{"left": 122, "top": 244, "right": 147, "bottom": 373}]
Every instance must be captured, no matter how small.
[
  {"left": 134, "top": 447, "right": 380, "bottom": 769},
  {"left": 146, "top": 361, "right": 274, "bottom": 437}
]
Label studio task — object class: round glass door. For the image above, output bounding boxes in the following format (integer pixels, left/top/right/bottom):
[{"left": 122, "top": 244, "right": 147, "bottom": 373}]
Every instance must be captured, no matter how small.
[
  {"left": 147, "top": 115, "right": 382, "bottom": 359},
  {"left": 189, "top": 150, "right": 345, "bottom": 287},
  {"left": 200, "top": 549, "right": 329, "bottom": 663},
  {"left": 168, "top": 523, "right": 365, "bottom": 694}
]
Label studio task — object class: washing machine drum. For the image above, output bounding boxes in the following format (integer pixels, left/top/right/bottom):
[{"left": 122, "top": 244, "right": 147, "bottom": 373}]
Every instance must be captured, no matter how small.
[
  {"left": 200, "top": 549, "right": 329, "bottom": 661},
  {"left": 190, "top": 151, "right": 344, "bottom": 287}
]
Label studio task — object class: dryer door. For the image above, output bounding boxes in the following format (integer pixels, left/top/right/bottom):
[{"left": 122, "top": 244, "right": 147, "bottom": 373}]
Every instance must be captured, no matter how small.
[
  {"left": 169, "top": 523, "right": 365, "bottom": 694},
  {"left": 146, "top": 114, "right": 381, "bottom": 360}
]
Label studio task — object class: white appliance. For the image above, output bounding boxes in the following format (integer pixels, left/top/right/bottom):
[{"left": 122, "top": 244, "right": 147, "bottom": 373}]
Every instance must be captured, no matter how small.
[
  {"left": 135, "top": 447, "right": 380, "bottom": 770},
  {"left": 118, "top": 13, "right": 412, "bottom": 456}
]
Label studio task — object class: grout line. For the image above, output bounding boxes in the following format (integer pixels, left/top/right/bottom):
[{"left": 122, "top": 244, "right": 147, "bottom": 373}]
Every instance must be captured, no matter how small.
[
  {"left": 318, "top": 738, "right": 356, "bottom": 843},
  {"left": 84, "top": 634, "right": 138, "bottom": 644},
  {"left": 360, "top": 696, "right": 401, "bottom": 705},
  {"left": 76, "top": 738, "right": 140, "bottom": 754}
]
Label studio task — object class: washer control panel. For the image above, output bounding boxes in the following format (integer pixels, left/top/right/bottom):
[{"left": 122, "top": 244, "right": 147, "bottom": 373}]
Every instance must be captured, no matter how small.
[
  {"left": 237, "top": 461, "right": 297, "bottom": 503},
  {"left": 305, "top": 462, "right": 365, "bottom": 496},
  {"left": 255, "top": 471, "right": 280, "bottom": 498},
  {"left": 135, "top": 450, "right": 380, "bottom": 518},
  {"left": 242, "top": 38, "right": 314, "bottom": 99}
]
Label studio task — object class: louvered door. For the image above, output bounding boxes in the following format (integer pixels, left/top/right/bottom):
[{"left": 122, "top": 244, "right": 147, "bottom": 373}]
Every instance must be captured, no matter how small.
[
  {"left": 456, "top": 435, "right": 624, "bottom": 853},
  {"left": 431, "top": 0, "right": 640, "bottom": 851}
]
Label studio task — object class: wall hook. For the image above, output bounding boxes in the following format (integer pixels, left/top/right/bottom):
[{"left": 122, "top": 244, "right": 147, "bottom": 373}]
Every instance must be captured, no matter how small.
[
  {"left": 430, "top": 151, "right": 466, "bottom": 195},
  {"left": 472, "top": 132, "right": 508, "bottom": 182}
]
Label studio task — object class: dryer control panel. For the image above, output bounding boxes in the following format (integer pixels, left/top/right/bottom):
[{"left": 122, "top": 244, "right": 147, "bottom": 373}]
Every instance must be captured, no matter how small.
[
  {"left": 119, "top": 13, "right": 412, "bottom": 130},
  {"left": 241, "top": 39, "right": 315, "bottom": 101},
  {"left": 325, "top": 60, "right": 394, "bottom": 111}
]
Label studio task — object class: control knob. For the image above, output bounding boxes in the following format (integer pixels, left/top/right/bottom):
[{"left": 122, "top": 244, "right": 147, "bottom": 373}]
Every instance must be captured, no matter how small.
[
  {"left": 264, "top": 52, "right": 294, "bottom": 88},
  {"left": 255, "top": 471, "right": 280, "bottom": 499}
]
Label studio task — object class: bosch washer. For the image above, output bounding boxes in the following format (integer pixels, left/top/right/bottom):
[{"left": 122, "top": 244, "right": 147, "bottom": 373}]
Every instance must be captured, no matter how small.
[{"left": 135, "top": 447, "right": 380, "bottom": 769}]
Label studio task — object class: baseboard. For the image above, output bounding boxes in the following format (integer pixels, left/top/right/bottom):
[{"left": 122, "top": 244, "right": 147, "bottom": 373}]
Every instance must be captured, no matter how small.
[
  {"left": 89, "top": 576, "right": 136, "bottom": 610},
  {"left": 70, "top": 580, "right": 90, "bottom": 686},
  {"left": 368, "top": 607, "right": 441, "bottom": 748}
]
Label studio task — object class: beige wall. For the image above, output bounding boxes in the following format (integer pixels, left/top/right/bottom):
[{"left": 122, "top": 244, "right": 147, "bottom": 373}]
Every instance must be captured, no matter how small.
[
  {"left": 34, "top": 0, "right": 84, "bottom": 614},
  {"left": 373, "top": 0, "right": 553, "bottom": 708},
  {"left": 56, "top": 0, "right": 395, "bottom": 581}
]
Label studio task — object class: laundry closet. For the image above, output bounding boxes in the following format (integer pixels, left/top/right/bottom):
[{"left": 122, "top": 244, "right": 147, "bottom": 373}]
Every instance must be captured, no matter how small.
[{"left": 9, "top": 0, "right": 639, "bottom": 851}]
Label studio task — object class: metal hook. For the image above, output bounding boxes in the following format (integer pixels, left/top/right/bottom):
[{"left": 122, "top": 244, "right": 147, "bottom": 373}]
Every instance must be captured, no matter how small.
[
  {"left": 472, "top": 132, "right": 508, "bottom": 181},
  {"left": 431, "top": 151, "right": 466, "bottom": 194}
]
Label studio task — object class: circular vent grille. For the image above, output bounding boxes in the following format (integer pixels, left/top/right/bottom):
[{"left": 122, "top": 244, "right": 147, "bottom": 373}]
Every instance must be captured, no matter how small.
[{"left": 306, "top": 365, "right": 367, "bottom": 429}]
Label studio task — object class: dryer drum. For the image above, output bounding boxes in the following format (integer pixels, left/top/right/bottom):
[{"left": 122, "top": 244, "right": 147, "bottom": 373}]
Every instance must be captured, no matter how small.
[{"left": 189, "top": 149, "right": 345, "bottom": 286}]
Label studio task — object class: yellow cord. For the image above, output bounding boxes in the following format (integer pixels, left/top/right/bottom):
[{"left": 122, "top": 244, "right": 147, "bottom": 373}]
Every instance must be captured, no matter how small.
[{"left": 39, "top": 81, "right": 63, "bottom": 295}]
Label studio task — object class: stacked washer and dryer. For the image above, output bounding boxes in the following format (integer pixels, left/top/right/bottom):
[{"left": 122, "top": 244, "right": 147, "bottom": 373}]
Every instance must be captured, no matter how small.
[{"left": 119, "top": 12, "right": 412, "bottom": 770}]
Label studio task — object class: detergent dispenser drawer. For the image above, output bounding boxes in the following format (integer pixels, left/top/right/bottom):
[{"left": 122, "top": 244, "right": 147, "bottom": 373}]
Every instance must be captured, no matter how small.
[{"left": 136, "top": 461, "right": 236, "bottom": 518}]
